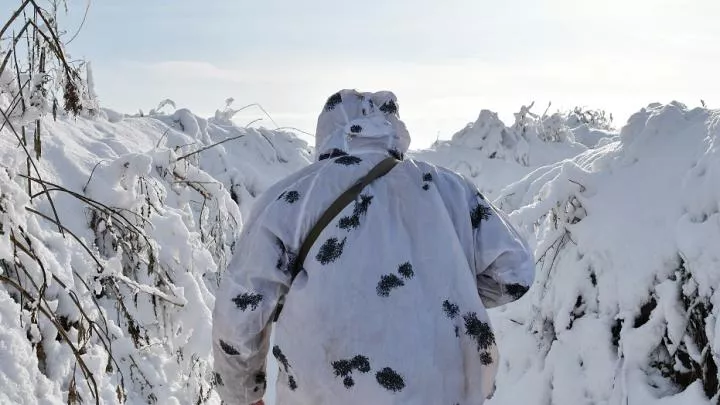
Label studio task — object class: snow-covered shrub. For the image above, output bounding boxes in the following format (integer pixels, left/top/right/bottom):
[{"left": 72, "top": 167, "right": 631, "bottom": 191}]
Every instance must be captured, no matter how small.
[
  {"left": 489, "top": 102, "right": 720, "bottom": 405},
  {"left": 81, "top": 149, "right": 243, "bottom": 403},
  {"left": 450, "top": 109, "right": 528, "bottom": 163},
  {"left": 566, "top": 106, "right": 614, "bottom": 131},
  {"left": 562, "top": 107, "right": 616, "bottom": 148},
  {"left": 510, "top": 103, "right": 580, "bottom": 145},
  {"left": 539, "top": 112, "right": 575, "bottom": 143},
  {"left": 1, "top": 70, "right": 311, "bottom": 403},
  {"left": 445, "top": 102, "right": 593, "bottom": 169},
  {"left": 1, "top": 1, "right": 98, "bottom": 124},
  {"left": 417, "top": 103, "right": 594, "bottom": 199}
]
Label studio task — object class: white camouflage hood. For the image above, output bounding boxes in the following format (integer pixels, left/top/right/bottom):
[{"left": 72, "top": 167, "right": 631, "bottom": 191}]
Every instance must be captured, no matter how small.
[{"left": 315, "top": 89, "right": 411, "bottom": 160}]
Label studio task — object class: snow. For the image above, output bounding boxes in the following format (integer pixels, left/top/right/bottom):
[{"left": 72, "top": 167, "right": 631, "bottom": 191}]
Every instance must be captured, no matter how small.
[
  {"left": 0, "top": 288, "right": 64, "bottom": 405},
  {"left": 484, "top": 102, "right": 720, "bottom": 405},
  {"left": 1, "top": 80, "right": 718, "bottom": 405}
]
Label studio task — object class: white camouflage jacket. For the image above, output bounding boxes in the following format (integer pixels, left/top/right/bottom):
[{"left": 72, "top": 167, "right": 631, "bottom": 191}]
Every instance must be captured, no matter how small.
[{"left": 212, "top": 90, "right": 535, "bottom": 405}]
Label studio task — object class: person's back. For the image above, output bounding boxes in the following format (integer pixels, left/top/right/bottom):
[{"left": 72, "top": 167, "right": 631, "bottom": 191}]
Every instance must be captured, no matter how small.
[{"left": 212, "top": 90, "right": 535, "bottom": 405}]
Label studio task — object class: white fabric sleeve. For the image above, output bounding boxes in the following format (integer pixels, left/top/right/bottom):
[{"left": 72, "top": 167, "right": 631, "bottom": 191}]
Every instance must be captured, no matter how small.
[
  {"left": 469, "top": 189, "right": 535, "bottom": 308},
  {"left": 212, "top": 212, "right": 292, "bottom": 405}
]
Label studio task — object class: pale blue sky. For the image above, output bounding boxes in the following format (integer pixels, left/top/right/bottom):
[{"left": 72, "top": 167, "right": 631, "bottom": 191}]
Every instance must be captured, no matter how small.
[{"left": 51, "top": 0, "right": 720, "bottom": 148}]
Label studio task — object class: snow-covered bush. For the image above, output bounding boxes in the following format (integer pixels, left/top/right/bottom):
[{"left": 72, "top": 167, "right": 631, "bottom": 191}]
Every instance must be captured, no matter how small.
[
  {"left": 1, "top": 2, "right": 98, "bottom": 124},
  {"left": 564, "top": 107, "right": 616, "bottom": 148},
  {"left": 564, "top": 107, "right": 612, "bottom": 131},
  {"left": 1, "top": 104, "right": 309, "bottom": 404},
  {"left": 510, "top": 103, "right": 575, "bottom": 145},
  {"left": 489, "top": 102, "right": 720, "bottom": 405},
  {"left": 415, "top": 103, "right": 596, "bottom": 198},
  {"left": 566, "top": 106, "right": 614, "bottom": 131},
  {"left": 449, "top": 109, "right": 529, "bottom": 163},
  {"left": 445, "top": 102, "right": 593, "bottom": 168}
]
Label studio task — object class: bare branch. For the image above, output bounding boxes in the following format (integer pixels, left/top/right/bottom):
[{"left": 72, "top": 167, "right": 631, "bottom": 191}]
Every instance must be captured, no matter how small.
[
  {"left": 65, "top": 0, "right": 91, "bottom": 45},
  {"left": 0, "top": 0, "right": 32, "bottom": 41},
  {"left": 82, "top": 159, "right": 107, "bottom": 193},
  {"left": 0, "top": 20, "right": 31, "bottom": 77},
  {"left": 175, "top": 133, "right": 246, "bottom": 161}
]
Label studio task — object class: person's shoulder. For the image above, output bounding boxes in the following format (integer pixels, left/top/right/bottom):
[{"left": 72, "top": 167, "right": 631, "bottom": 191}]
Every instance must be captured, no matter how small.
[
  {"left": 250, "top": 160, "right": 328, "bottom": 214},
  {"left": 404, "top": 158, "right": 474, "bottom": 190}
]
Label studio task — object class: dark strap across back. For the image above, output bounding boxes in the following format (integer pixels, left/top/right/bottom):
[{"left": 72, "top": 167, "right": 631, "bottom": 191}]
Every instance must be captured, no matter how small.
[{"left": 273, "top": 156, "right": 399, "bottom": 321}]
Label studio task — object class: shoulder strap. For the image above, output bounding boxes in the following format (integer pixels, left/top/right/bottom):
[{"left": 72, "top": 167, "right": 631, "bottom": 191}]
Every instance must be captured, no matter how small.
[
  {"left": 290, "top": 156, "right": 399, "bottom": 281},
  {"left": 273, "top": 156, "right": 399, "bottom": 321}
]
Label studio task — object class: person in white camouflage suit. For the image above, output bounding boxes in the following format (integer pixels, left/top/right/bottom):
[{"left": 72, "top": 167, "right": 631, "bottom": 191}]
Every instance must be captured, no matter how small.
[{"left": 212, "top": 89, "right": 535, "bottom": 405}]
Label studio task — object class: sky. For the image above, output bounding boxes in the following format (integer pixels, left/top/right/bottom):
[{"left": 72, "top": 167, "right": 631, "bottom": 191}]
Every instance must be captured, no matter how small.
[{"left": 44, "top": 0, "right": 720, "bottom": 148}]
